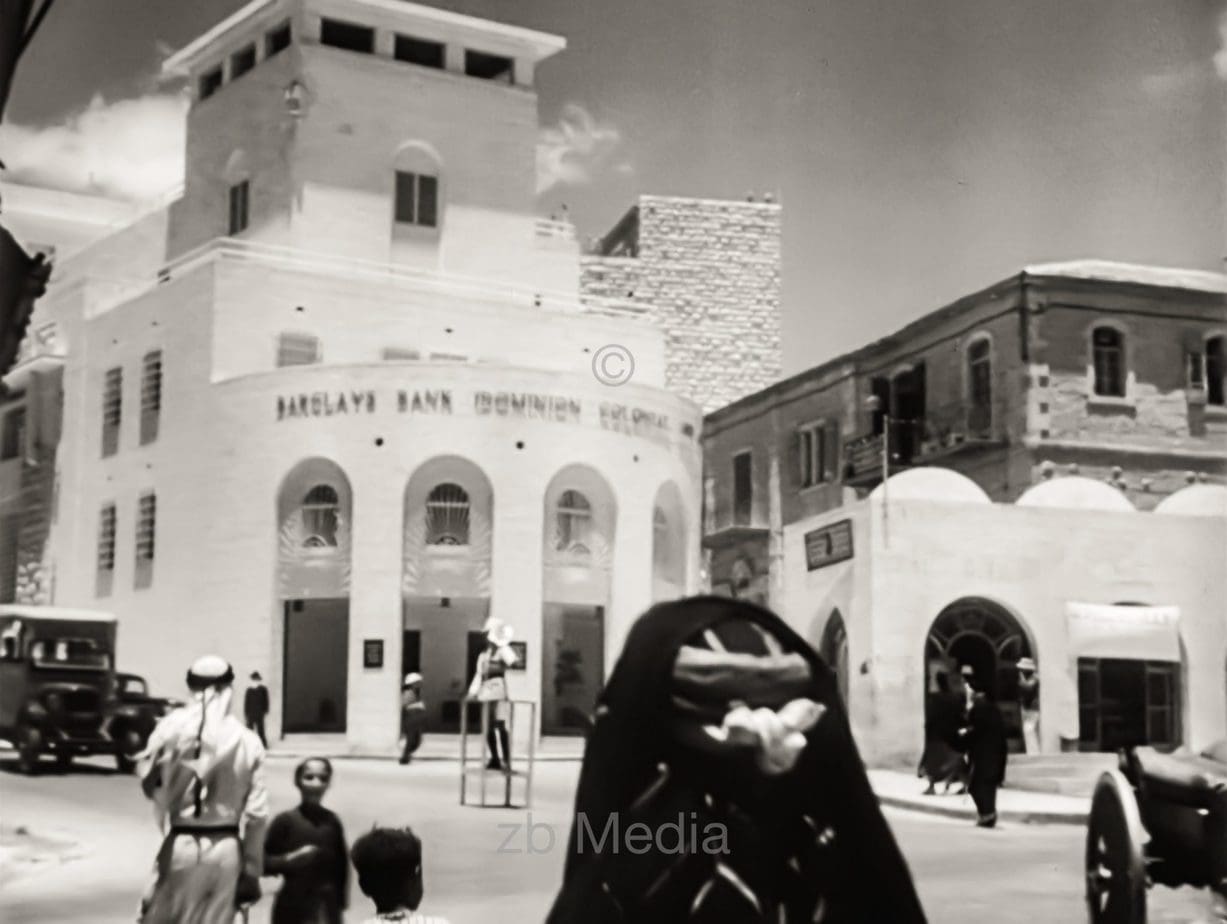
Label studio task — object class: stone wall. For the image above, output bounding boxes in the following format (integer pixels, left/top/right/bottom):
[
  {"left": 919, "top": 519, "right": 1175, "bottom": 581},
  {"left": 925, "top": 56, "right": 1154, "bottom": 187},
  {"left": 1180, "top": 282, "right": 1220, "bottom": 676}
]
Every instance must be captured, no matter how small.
[{"left": 581, "top": 195, "right": 782, "bottom": 414}]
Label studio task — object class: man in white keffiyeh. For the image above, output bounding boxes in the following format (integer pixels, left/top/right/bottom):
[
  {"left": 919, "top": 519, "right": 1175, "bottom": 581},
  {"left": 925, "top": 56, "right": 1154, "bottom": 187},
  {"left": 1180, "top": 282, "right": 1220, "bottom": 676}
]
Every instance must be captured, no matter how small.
[{"left": 136, "top": 655, "right": 269, "bottom": 923}]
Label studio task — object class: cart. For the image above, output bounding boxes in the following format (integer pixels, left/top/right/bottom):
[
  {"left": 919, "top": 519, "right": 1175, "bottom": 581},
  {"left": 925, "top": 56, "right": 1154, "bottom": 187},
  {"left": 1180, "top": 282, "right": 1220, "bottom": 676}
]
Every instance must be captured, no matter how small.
[{"left": 1085, "top": 739, "right": 1227, "bottom": 923}]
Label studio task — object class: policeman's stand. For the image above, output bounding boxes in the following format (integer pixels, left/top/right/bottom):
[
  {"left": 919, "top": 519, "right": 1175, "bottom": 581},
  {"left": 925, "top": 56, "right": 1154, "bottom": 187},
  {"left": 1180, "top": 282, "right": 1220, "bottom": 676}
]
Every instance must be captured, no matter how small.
[{"left": 459, "top": 698, "right": 536, "bottom": 808}]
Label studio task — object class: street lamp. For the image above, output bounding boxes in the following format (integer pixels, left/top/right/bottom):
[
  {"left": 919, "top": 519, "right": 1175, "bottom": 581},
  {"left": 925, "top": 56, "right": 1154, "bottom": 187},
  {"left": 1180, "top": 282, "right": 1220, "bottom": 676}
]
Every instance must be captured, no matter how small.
[{"left": 864, "top": 394, "right": 890, "bottom": 546}]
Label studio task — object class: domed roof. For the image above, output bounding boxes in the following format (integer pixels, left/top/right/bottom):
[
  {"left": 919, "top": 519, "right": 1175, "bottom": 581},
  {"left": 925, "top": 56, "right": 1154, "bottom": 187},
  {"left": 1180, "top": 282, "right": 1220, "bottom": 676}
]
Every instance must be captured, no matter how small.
[
  {"left": 868, "top": 467, "right": 991, "bottom": 504},
  {"left": 1016, "top": 476, "right": 1134, "bottom": 512},
  {"left": 1153, "top": 485, "right": 1227, "bottom": 518}
]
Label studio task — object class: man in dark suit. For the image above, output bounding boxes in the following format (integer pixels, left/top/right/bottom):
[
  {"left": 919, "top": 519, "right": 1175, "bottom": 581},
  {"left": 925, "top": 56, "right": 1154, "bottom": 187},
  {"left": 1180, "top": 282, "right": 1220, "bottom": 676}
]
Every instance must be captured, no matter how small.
[
  {"left": 244, "top": 671, "right": 270, "bottom": 747},
  {"left": 963, "top": 689, "right": 1008, "bottom": 828}
]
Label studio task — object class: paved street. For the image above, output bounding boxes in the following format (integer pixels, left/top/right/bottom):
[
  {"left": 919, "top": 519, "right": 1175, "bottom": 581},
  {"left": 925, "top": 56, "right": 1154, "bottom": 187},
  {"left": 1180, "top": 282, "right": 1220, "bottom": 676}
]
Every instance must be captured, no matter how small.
[{"left": 0, "top": 753, "right": 1216, "bottom": 923}]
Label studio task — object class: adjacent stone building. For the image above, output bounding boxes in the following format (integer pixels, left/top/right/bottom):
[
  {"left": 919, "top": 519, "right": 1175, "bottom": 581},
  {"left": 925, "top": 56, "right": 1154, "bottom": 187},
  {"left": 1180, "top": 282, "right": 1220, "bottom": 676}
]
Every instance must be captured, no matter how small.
[{"left": 581, "top": 195, "right": 782, "bottom": 414}]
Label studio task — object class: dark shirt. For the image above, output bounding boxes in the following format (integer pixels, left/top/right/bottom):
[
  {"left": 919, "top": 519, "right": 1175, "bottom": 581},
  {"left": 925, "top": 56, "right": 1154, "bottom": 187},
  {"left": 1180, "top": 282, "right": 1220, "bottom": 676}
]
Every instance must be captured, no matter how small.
[
  {"left": 265, "top": 803, "right": 349, "bottom": 924},
  {"left": 245, "top": 684, "right": 270, "bottom": 720}
]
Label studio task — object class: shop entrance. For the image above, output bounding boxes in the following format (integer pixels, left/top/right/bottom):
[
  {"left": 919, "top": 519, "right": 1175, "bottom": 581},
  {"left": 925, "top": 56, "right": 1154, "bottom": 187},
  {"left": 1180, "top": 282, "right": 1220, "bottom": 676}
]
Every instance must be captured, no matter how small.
[
  {"left": 1078, "top": 658, "right": 1181, "bottom": 752},
  {"left": 542, "top": 603, "right": 604, "bottom": 735},
  {"left": 925, "top": 597, "right": 1034, "bottom": 752},
  {"left": 402, "top": 596, "right": 488, "bottom": 733},
  {"left": 282, "top": 599, "right": 349, "bottom": 733}
]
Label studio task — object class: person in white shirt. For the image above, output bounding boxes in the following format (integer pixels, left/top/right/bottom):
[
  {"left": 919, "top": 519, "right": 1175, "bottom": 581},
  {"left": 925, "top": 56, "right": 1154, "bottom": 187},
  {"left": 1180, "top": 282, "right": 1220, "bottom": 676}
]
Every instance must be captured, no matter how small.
[
  {"left": 351, "top": 826, "right": 450, "bottom": 924},
  {"left": 136, "top": 654, "right": 269, "bottom": 923},
  {"left": 467, "top": 619, "right": 517, "bottom": 771}
]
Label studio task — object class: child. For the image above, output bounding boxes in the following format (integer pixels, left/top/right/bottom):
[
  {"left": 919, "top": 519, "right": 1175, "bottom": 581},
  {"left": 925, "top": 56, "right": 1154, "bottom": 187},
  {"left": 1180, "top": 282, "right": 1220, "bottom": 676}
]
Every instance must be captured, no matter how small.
[
  {"left": 264, "top": 757, "right": 350, "bottom": 924},
  {"left": 399, "top": 673, "right": 427, "bottom": 765},
  {"left": 351, "top": 827, "right": 450, "bottom": 923}
]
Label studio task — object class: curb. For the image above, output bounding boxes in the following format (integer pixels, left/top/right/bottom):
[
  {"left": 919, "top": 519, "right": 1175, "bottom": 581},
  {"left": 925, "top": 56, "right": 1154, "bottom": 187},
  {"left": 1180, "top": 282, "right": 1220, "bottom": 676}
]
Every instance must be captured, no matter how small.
[
  {"left": 876, "top": 794, "right": 1087, "bottom": 826},
  {"left": 266, "top": 751, "right": 583, "bottom": 763}
]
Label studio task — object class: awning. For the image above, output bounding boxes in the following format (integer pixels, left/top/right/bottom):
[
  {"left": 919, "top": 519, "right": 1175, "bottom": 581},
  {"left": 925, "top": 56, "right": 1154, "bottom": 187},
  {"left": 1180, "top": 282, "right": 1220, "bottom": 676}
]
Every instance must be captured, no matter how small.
[{"left": 1065, "top": 602, "right": 1181, "bottom": 663}]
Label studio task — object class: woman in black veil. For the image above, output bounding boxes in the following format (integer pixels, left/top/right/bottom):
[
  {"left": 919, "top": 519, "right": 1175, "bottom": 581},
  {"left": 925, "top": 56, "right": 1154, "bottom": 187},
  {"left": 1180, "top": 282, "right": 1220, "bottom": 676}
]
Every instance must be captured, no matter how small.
[{"left": 546, "top": 595, "right": 927, "bottom": 923}]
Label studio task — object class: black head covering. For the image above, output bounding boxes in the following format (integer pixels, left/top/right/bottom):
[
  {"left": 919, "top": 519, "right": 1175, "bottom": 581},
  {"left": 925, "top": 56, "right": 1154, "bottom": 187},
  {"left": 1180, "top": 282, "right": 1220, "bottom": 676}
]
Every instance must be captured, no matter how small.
[{"left": 547, "top": 595, "right": 926, "bottom": 923}]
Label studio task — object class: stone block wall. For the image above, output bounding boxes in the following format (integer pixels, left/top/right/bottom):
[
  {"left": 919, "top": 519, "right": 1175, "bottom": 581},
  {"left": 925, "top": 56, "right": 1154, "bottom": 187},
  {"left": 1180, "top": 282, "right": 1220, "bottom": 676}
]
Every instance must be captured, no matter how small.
[{"left": 581, "top": 195, "right": 782, "bottom": 414}]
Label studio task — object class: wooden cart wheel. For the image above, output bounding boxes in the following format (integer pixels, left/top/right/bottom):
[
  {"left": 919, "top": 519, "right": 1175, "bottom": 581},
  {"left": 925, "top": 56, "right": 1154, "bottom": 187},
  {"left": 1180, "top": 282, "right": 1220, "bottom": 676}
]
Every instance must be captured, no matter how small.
[{"left": 1086, "top": 769, "right": 1148, "bottom": 924}]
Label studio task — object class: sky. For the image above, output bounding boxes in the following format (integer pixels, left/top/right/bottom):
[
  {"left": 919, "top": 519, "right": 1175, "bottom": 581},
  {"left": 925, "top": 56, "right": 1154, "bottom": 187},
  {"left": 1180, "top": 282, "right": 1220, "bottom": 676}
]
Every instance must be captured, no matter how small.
[{"left": 3, "top": 0, "right": 1225, "bottom": 373}]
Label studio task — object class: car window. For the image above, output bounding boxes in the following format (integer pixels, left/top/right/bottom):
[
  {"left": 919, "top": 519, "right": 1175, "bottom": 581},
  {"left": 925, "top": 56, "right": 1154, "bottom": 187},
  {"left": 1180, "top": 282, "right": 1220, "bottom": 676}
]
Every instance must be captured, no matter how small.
[{"left": 29, "top": 638, "right": 111, "bottom": 670}]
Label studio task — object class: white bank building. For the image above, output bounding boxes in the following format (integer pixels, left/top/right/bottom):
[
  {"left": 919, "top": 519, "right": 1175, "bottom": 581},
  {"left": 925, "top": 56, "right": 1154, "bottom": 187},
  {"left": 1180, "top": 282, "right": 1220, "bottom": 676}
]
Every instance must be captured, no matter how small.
[{"left": 0, "top": 0, "right": 791, "bottom": 751}]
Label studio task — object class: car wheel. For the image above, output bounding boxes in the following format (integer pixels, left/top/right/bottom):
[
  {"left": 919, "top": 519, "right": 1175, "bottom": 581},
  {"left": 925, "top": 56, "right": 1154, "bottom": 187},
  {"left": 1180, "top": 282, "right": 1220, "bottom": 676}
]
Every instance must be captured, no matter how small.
[
  {"left": 16, "top": 725, "right": 42, "bottom": 775},
  {"left": 54, "top": 750, "right": 73, "bottom": 771},
  {"left": 115, "top": 728, "right": 142, "bottom": 774}
]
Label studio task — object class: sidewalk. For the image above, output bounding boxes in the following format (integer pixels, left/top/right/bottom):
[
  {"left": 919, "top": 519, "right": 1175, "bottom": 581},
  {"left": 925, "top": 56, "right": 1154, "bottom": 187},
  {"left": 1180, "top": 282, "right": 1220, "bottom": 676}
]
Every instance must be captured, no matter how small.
[{"left": 869, "top": 769, "right": 1088, "bottom": 825}]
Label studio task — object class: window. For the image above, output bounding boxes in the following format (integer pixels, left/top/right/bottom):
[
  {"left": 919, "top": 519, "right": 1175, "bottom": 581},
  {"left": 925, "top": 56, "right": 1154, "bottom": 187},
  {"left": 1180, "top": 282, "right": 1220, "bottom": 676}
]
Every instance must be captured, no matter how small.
[
  {"left": 1207, "top": 336, "right": 1225, "bottom": 407},
  {"left": 652, "top": 507, "right": 673, "bottom": 574},
  {"left": 425, "top": 483, "right": 470, "bottom": 545},
  {"left": 382, "top": 347, "right": 421, "bottom": 361},
  {"left": 265, "top": 21, "right": 291, "bottom": 57},
  {"left": 277, "top": 333, "right": 321, "bottom": 367},
  {"left": 556, "top": 490, "right": 592, "bottom": 553},
  {"left": 394, "top": 171, "right": 439, "bottom": 228},
  {"left": 1, "top": 407, "right": 25, "bottom": 460},
  {"left": 231, "top": 44, "right": 256, "bottom": 79},
  {"left": 395, "top": 34, "right": 444, "bottom": 68},
  {"left": 320, "top": 18, "right": 374, "bottom": 54},
  {"left": 199, "top": 66, "right": 223, "bottom": 100},
  {"left": 301, "top": 485, "right": 339, "bottom": 547},
  {"left": 732, "top": 452, "right": 752, "bottom": 525},
  {"left": 798, "top": 423, "right": 838, "bottom": 488},
  {"left": 428, "top": 352, "right": 466, "bottom": 362},
  {"left": 140, "top": 350, "right": 162, "bottom": 446},
  {"left": 136, "top": 493, "right": 156, "bottom": 561},
  {"left": 102, "top": 367, "right": 122, "bottom": 457},
  {"left": 464, "top": 49, "right": 513, "bottom": 83},
  {"left": 1091, "top": 326, "right": 1125, "bottom": 397},
  {"left": 228, "top": 180, "right": 250, "bottom": 234},
  {"left": 97, "top": 504, "right": 117, "bottom": 572},
  {"left": 967, "top": 337, "right": 992, "bottom": 434},
  {"left": 0, "top": 515, "right": 18, "bottom": 603}
]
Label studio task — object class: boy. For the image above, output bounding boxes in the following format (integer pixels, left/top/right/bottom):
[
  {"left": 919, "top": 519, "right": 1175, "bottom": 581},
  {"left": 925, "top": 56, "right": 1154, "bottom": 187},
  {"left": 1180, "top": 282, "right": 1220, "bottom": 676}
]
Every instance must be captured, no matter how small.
[
  {"left": 351, "top": 827, "right": 450, "bottom": 923},
  {"left": 264, "top": 757, "right": 349, "bottom": 923},
  {"left": 399, "top": 674, "right": 427, "bottom": 765}
]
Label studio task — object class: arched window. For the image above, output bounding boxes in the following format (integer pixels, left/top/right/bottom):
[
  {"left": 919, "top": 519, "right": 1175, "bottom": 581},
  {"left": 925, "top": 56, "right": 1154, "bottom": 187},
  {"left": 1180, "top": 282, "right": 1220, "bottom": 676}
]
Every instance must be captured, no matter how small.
[
  {"left": 1206, "top": 335, "right": 1224, "bottom": 407},
  {"left": 425, "top": 483, "right": 470, "bottom": 545},
  {"left": 393, "top": 144, "right": 442, "bottom": 230},
  {"left": 301, "top": 485, "right": 339, "bottom": 547},
  {"left": 1091, "top": 326, "right": 1125, "bottom": 397},
  {"left": 556, "top": 490, "right": 592, "bottom": 554},
  {"left": 967, "top": 337, "right": 992, "bottom": 435},
  {"left": 652, "top": 506, "right": 671, "bottom": 572}
]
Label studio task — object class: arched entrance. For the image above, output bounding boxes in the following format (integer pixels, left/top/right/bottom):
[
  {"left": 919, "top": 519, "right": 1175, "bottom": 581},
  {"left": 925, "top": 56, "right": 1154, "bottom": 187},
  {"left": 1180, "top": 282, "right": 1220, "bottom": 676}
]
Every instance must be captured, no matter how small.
[
  {"left": 819, "top": 609, "right": 849, "bottom": 706},
  {"left": 925, "top": 597, "right": 1034, "bottom": 752},
  {"left": 276, "top": 458, "right": 353, "bottom": 734}
]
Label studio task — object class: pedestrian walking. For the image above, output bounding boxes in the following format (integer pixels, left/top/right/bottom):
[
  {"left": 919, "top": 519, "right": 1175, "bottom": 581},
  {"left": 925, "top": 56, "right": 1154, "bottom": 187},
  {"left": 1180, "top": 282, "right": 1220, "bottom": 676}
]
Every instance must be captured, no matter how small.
[
  {"left": 546, "top": 595, "right": 927, "bottom": 923},
  {"left": 918, "top": 672, "right": 967, "bottom": 795},
  {"left": 244, "top": 671, "right": 270, "bottom": 748},
  {"left": 962, "top": 690, "right": 1008, "bottom": 828},
  {"left": 467, "top": 619, "right": 516, "bottom": 771},
  {"left": 351, "top": 826, "right": 451, "bottom": 923},
  {"left": 399, "top": 673, "right": 427, "bottom": 765},
  {"left": 264, "top": 757, "right": 349, "bottom": 924},
  {"left": 135, "top": 654, "right": 268, "bottom": 923},
  {"left": 1016, "top": 657, "right": 1040, "bottom": 754}
]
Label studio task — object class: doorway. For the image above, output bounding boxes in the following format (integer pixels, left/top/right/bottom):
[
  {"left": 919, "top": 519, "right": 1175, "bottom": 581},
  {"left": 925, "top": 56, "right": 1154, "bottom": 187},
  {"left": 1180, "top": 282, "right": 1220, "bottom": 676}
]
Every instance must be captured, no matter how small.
[
  {"left": 542, "top": 603, "right": 604, "bottom": 735},
  {"left": 1078, "top": 658, "right": 1181, "bottom": 752},
  {"left": 402, "top": 596, "right": 488, "bottom": 732},
  {"left": 282, "top": 599, "right": 349, "bottom": 733}
]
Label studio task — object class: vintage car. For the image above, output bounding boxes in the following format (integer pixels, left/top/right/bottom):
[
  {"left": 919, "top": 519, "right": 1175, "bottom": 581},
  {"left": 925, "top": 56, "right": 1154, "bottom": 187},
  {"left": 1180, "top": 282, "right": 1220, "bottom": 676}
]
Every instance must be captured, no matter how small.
[
  {"left": 0, "top": 605, "right": 121, "bottom": 773},
  {"left": 105, "top": 672, "right": 182, "bottom": 773},
  {"left": 1085, "top": 739, "right": 1227, "bottom": 923}
]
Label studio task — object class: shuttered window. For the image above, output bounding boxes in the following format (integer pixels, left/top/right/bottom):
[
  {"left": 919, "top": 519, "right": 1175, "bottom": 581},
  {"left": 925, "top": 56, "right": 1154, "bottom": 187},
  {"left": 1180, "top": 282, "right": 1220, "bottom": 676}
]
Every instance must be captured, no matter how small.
[
  {"left": 98, "top": 504, "right": 117, "bottom": 572},
  {"left": 102, "top": 367, "right": 122, "bottom": 457},
  {"left": 136, "top": 493, "right": 156, "bottom": 561},
  {"left": 798, "top": 423, "right": 838, "bottom": 487},
  {"left": 140, "top": 350, "right": 162, "bottom": 445},
  {"left": 967, "top": 338, "right": 992, "bottom": 434}
]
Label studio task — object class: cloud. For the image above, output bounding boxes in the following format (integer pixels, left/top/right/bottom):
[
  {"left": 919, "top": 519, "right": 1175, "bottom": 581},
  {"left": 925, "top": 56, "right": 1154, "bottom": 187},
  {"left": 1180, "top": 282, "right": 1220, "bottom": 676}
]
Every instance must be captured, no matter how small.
[
  {"left": 0, "top": 92, "right": 187, "bottom": 201},
  {"left": 1216, "top": 9, "right": 1227, "bottom": 80},
  {"left": 536, "top": 103, "right": 628, "bottom": 195}
]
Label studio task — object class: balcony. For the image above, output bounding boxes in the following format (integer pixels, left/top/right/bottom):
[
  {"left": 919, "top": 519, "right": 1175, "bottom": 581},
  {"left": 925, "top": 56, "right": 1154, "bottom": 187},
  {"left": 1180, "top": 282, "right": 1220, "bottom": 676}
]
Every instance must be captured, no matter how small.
[
  {"left": 702, "top": 507, "right": 769, "bottom": 551},
  {"left": 842, "top": 412, "right": 1004, "bottom": 486}
]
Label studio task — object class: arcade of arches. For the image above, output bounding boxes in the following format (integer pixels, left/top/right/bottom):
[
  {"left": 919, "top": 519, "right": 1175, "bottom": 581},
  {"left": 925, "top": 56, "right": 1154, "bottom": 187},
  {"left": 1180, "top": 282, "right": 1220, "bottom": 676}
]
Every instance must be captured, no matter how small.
[{"left": 275, "top": 456, "right": 689, "bottom": 736}]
